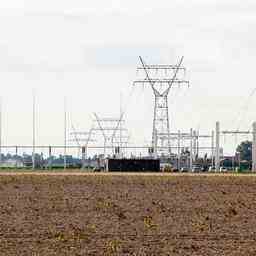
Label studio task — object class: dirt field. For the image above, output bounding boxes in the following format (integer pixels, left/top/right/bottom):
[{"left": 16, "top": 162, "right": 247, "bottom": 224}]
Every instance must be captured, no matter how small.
[{"left": 1, "top": 173, "right": 256, "bottom": 255}]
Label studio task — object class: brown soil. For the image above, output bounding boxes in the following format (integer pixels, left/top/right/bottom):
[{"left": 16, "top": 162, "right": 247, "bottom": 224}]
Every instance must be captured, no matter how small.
[{"left": 0, "top": 173, "right": 256, "bottom": 255}]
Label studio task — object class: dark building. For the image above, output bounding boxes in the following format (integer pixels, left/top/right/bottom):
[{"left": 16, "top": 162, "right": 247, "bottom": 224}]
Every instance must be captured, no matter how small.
[{"left": 106, "top": 158, "right": 160, "bottom": 172}]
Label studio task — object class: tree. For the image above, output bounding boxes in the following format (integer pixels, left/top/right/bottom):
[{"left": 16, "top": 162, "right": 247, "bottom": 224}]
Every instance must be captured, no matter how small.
[{"left": 236, "top": 140, "right": 252, "bottom": 162}]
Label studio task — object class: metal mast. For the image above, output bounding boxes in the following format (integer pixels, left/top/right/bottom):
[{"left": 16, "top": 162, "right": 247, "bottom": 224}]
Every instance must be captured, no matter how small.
[
  {"left": 252, "top": 122, "right": 256, "bottom": 172},
  {"left": 0, "top": 97, "right": 2, "bottom": 165},
  {"left": 32, "top": 90, "right": 36, "bottom": 170},
  {"left": 134, "top": 56, "right": 189, "bottom": 157},
  {"left": 64, "top": 97, "right": 67, "bottom": 170}
]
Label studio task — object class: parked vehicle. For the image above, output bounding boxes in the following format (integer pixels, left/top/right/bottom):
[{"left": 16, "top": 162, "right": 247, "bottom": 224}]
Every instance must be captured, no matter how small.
[
  {"left": 180, "top": 167, "right": 189, "bottom": 172},
  {"left": 220, "top": 167, "right": 227, "bottom": 172}
]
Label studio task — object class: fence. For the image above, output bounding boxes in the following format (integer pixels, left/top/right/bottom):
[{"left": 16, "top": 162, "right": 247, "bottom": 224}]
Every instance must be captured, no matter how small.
[{"left": 0, "top": 145, "right": 215, "bottom": 170}]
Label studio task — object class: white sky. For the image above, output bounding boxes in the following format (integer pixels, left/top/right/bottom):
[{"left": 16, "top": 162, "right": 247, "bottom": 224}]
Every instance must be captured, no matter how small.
[{"left": 0, "top": 0, "right": 256, "bottom": 155}]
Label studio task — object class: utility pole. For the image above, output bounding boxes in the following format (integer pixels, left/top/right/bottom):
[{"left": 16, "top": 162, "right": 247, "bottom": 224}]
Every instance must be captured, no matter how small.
[
  {"left": 81, "top": 146, "right": 86, "bottom": 170},
  {"left": 133, "top": 56, "right": 189, "bottom": 157},
  {"left": 64, "top": 97, "right": 67, "bottom": 170},
  {"left": 193, "top": 130, "right": 197, "bottom": 160},
  {"left": 211, "top": 130, "right": 214, "bottom": 167},
  {"left": 15, "top": 146, "right": 18, "bottom": 169},
  {"left": 252, "top": 122, "right": 256, "bottom": 172},
  {"left": 177, "top": 130, "right": 181, "bottom": 170},
  {"left": 32, "top": 90, "right": 36, "bottom": 170},
  {"left": 0, "top": 97, "right": 2, "bottom": 166},
  {"left": 120, "top": 93, "right": 122, "bottom": 157},
  {"left": 48, "top": 146, "right": 52, "bottom": 170},
  {"left": 215, "top": 121, "right": 220, "bottom": 172},
  {"left": 190, "top": 128, "right": 193, "bottom": 170},
  {"left": 196, "top": 130, "right": 199, "bottom": 157}
]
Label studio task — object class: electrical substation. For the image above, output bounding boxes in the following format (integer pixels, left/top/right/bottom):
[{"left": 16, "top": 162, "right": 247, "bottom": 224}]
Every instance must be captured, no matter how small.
[
  {"left": 0, "top": 56, "right": 255, "bottom": 172},
  {"left": 66, "top": 56, "right": 256, "bottom": 172}
]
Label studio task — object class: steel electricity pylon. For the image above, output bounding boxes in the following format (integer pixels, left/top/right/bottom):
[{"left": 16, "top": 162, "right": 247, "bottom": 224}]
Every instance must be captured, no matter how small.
[
  {"left": 133, "top": 56, "right": 189, "bottom": 157},
  {"left": 93, "top": 113, "right": 128, "bottom": 158}
]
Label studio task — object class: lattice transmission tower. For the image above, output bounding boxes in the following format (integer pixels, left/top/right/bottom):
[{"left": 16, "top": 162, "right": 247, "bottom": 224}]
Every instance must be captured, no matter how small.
[
  {"left": 134, "top": 56, "right": 189, "bottom": 156},
  {"left": 93, "top": 113, "right": 129, "bottom": 158}
]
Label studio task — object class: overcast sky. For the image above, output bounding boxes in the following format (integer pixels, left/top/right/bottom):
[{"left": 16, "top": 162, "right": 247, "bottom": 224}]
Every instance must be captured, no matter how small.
[{"left": 0, "top": 0, "right": 256, "bottom": 155}]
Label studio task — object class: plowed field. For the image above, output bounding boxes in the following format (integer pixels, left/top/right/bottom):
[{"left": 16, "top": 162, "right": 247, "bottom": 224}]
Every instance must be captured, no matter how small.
[{"left": 0, "top": 173, "right": 256, "bottom": 255}]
